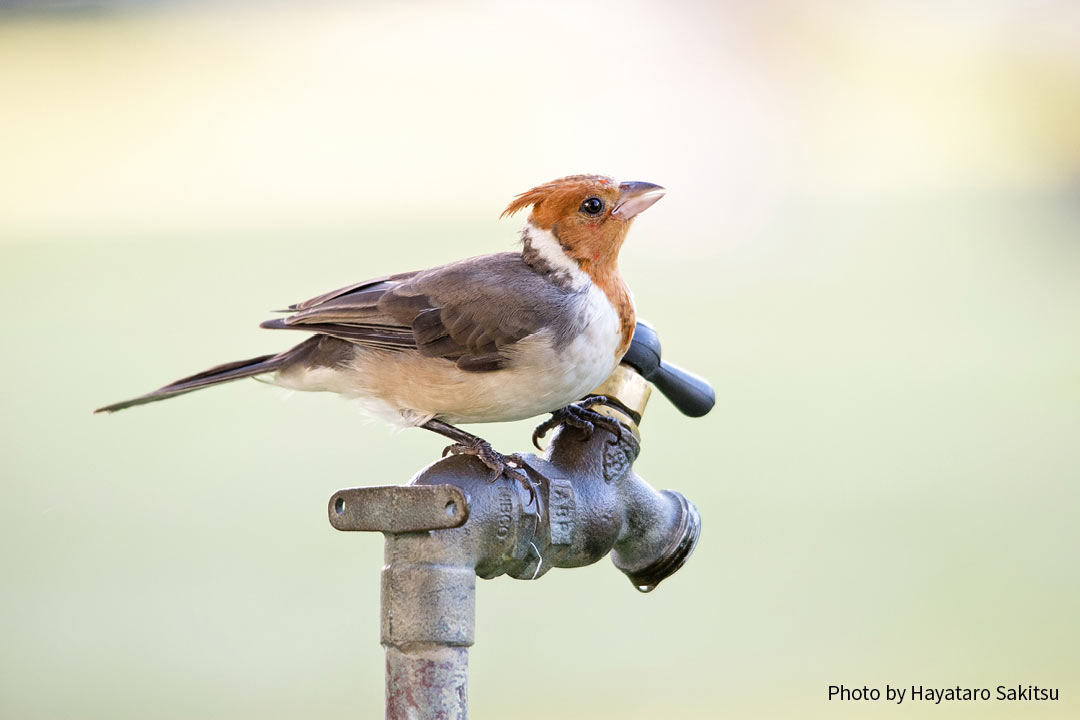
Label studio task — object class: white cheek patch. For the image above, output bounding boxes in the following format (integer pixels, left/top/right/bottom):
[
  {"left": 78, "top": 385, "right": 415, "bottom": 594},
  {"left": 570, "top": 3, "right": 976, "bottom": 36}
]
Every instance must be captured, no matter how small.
[{"left": 523, "top": 223, "right": 590, "bottom": 290}]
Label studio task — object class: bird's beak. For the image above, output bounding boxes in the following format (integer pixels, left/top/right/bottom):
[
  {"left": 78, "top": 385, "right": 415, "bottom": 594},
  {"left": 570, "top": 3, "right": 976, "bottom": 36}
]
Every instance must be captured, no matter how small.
[{"left": 612, "top": 181, "right": 666, "bottom": 219}]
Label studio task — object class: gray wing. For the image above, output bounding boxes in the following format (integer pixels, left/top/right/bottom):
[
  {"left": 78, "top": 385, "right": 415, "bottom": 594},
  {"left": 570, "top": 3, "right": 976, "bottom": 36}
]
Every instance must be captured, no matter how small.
[{"left": 260, "top": 252, "right": 579, "bottom": 372}]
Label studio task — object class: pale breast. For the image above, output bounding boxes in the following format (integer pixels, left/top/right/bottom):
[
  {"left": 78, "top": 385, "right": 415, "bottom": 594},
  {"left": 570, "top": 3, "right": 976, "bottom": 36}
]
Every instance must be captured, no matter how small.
[{"left": 542, "top": 282, "right": 624, "bottom": 398}]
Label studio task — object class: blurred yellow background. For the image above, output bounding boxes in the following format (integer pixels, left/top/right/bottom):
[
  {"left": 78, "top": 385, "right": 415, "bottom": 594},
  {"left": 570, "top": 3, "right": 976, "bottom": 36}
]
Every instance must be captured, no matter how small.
[{"left": 2, "top": 1, "right": 1078, "bottom": 718}]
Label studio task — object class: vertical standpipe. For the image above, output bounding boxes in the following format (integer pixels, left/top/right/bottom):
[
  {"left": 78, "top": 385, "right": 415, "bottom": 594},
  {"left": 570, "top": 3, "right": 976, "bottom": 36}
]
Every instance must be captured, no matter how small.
[{"left": 382, "top": 537, "right": 474, "bottom": 719}]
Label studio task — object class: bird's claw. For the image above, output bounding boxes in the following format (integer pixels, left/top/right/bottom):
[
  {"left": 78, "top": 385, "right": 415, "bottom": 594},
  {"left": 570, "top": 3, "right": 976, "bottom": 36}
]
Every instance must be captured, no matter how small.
[
  {"left": 531, "top": 413, "right": 585, "bottom": 450},
  {"left": 532, "top": 396, "right": 624, "bottom": 450},
  {"left": 442, "top": 439, "right": 534, "bottom": 499}
]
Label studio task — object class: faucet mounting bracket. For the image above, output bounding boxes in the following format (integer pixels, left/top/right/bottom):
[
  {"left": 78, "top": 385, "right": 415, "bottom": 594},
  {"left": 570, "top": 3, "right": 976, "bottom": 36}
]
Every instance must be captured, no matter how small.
[{"left": 329, "top": 484, "right": 470, "bottom": 533}]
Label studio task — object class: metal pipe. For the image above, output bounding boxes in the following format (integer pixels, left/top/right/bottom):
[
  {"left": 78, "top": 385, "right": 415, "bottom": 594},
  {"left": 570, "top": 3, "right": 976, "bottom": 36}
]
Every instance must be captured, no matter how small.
[
  {"left": 329, "top": 365, "right": 702, "bottom": 719},
  {"left": 382, "top": 535, "right": 474, "bottom": 719}
]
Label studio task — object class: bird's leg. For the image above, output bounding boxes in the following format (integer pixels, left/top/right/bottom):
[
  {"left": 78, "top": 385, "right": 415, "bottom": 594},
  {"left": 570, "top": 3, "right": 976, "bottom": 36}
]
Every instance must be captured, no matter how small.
[
  {"left": 421, "top": 419, "right": 532, "bottom": 493},
  {"left": 532, "top": 395, "right": 625, "bottom": 450}
]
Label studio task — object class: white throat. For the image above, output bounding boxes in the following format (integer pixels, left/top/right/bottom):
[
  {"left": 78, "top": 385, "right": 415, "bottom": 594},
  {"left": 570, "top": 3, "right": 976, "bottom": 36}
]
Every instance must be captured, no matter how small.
[{"left": 522, "top": 222, "right": 590, "bottom": 290}]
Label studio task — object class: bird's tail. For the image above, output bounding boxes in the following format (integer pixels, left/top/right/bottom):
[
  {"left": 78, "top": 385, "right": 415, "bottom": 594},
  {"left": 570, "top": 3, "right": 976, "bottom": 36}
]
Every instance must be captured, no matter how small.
[{"left": 94, "top": 339, "right": 314, "bottom": 414}]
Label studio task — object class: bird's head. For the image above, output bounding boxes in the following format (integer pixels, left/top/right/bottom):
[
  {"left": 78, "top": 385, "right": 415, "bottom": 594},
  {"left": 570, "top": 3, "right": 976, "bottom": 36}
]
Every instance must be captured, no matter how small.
[{"left": 502, "top": 174, "right": 665, "bottom": 273}]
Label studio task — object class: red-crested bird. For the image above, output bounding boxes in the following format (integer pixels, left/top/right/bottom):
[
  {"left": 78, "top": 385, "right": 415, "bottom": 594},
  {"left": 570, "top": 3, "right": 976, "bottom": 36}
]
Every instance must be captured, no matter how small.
[{"left": 96, "top": 175, "right": 665, "bottom": 477}]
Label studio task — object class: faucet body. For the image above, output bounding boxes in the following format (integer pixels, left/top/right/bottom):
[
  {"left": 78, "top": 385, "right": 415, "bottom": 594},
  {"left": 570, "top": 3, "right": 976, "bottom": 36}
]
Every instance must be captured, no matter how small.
[{"left": 332, "top": 370, "right": 700, "bottom": 719}]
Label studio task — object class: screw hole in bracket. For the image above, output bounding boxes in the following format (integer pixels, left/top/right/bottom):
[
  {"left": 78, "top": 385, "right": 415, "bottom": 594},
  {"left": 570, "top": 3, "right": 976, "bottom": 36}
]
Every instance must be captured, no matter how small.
[
  {"left": 444, "top": 501, "right": 457, "bottom": 518},
  {"left": 334, "top": 496, "right": 345, "bottom": 515}
]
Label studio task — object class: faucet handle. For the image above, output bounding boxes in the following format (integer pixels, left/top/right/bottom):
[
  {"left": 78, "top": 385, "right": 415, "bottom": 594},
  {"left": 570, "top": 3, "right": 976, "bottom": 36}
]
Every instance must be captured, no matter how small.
[{"left": 620, "top": 320, "right": 716, "bottom": 418}]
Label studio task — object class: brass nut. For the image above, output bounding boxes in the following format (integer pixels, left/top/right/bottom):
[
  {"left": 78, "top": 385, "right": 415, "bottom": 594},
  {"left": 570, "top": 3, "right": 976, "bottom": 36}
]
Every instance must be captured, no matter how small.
[{"left": 588, "top": 365, "right": 652, "bottom": 439}]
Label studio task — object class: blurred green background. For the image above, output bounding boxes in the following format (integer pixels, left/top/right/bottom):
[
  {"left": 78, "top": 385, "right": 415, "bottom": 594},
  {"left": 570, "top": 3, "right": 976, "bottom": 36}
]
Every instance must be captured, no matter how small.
[{"left": 2, "top": 1, "right": 1078, "bottom": 718}]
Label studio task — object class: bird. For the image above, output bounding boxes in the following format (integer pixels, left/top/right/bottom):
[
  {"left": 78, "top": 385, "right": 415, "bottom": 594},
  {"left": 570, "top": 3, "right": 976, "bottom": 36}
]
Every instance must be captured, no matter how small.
[{"left": 95, "top": 174, "right": 665, "bottom": 480}]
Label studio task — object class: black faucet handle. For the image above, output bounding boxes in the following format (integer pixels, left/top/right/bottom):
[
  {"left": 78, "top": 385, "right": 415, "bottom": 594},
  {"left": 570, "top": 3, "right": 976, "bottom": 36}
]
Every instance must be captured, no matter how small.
[{"left": 620, "top": 320, "right": 716, "bottom": 418}]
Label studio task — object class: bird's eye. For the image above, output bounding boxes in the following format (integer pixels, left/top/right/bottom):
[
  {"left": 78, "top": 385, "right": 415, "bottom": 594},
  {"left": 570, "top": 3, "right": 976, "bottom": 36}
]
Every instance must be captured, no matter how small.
[{"left": 580, "top": 197, "right": 604, "bottom": 216}]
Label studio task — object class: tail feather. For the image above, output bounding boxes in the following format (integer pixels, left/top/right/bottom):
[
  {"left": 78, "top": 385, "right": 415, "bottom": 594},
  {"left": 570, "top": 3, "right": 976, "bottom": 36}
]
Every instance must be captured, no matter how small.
[{"left": 94, "top": 352, "right": 286, "bottom": 414}]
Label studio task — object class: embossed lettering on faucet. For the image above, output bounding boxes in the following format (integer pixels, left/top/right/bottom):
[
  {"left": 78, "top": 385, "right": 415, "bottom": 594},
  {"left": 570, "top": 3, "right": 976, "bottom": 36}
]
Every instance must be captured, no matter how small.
[
  {"left": 495, "top": 485, "right": 514, "bottom": 540},
  {"left": 603, "top": 443, "right": 631, "bottom": 483},
  {"left": 549, "top": 478, "right": 576, "bottom": 545}
]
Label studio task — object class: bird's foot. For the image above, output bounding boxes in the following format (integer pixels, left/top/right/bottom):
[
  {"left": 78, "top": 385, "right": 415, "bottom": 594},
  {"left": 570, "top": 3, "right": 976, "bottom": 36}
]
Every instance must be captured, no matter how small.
[
  {"left": 532, "top": 395, "right": 624, "bottom": 450},
  {"left": 422, "top": 418, "right": 537, "bottom": 504},
  {"left": 442, "top": 437, "right": 532, "bottom": 490}
]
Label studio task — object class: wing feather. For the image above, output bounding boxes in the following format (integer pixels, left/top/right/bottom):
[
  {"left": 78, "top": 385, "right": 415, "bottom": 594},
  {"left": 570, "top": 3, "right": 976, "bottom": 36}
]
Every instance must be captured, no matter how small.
[{"left": 261, "top": 252, "right": 580, "bottom": 372}]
